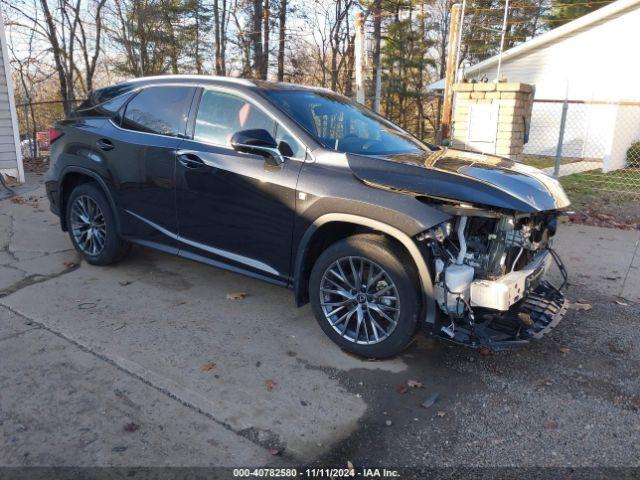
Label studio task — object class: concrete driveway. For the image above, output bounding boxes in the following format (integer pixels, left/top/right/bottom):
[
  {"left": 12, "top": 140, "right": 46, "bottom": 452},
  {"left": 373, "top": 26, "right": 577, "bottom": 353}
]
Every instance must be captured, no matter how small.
[{"left": 1, "top": 175, "right": 639, "bottom": 468}]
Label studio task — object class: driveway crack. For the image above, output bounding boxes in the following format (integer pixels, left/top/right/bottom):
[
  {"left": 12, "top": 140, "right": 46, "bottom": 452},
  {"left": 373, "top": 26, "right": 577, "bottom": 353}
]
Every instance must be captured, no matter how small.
[
  {"left": 0, "top": 303, "right": 293, "bottom": 461},
  {"left": 0, "top": 261, "right": 81, "bottom": 299},
  {"left": 0, "top": 326, "right": 41, "bottom": 343}
]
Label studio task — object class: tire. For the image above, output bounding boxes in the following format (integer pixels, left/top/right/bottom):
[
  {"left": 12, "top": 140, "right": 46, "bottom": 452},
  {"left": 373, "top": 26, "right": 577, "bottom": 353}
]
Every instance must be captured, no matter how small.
[
  {"left": 66, "top": 182, "right": 130, "bottom": 265},
  {"left": 309, "top": 234, "right": 421, "bottom": 358}
]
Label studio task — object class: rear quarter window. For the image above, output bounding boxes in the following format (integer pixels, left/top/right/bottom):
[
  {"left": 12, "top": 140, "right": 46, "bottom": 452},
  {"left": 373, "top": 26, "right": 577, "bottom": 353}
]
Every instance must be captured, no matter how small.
[
  {"left": 121, "top": 86, "right": 195, "bottom": 137},
  {"left": 74, "top": 91, "right": 134, "bottom": 119}
]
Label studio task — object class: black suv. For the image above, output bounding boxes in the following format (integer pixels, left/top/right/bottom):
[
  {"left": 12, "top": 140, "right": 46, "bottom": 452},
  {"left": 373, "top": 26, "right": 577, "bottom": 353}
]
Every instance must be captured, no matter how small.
[{"left": 46, "top": 75, "right": 570, "bottom": 357}]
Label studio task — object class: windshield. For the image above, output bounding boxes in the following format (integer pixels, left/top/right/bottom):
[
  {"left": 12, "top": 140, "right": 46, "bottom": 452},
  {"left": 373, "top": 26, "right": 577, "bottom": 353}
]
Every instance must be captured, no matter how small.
[{"left": 262, "top": 89, "right": 437, "bottom": 155}]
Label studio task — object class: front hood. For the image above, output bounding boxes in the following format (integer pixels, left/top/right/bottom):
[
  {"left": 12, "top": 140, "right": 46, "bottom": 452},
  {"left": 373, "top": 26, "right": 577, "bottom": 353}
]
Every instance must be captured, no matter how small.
[{"left": 347, "top": 148, "right": 571, "bottom": 213}]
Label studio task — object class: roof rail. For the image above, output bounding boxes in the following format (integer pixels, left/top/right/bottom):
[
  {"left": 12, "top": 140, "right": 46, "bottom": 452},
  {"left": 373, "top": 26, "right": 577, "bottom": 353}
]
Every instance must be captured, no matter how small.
[{"left": 125, "top": 74, "right": 256, "bottom": 87}]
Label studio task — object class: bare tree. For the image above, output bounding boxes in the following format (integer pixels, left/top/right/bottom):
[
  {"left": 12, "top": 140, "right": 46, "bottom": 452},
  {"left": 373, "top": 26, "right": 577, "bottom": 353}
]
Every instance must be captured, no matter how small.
[
  {"left": 261, "top": 0, "right": 270, "bottom": 79},
  {"left": 251, "top": 0, "right": 264, "bottom": 77},
  {"left": 6, "top": 4, "right": 52, "bottom": 157},
  {"left": 39, "top": 0, "right": 77, "bottom": 114},
  {"left": 276, "top": 0, "right": 286, "bottom": 81},
  {"left": 20, "top": 0, "right": 106, "bottom": 112},
  {"left": 72, "top": 0, "right": 108, "bottom": 94},
  {"left": 328, "top": 0, "right": 354, "bottom": 92},
  {"left": 213, "top": 0, "right": 230, "bottom": 75},
  {"left": 230, "top": 0, "right": 252, "bottom": 76},
  {"left": 371, "top": 0, "right": 381, "bottom": 111}
]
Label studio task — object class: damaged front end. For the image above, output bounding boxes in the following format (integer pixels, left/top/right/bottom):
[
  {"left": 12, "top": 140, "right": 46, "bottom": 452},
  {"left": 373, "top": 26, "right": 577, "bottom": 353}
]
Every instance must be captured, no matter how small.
[{"left": 419, "top": 206, "right": 569, "bottom": 351}]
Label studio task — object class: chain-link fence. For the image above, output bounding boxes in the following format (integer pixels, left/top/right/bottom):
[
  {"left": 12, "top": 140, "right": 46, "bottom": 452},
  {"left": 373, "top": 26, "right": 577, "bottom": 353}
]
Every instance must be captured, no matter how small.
[
  {"left": 523, "top": 99, "right": 640, "bottom": 202},
  {"left": 16, "top": 100, "right": 83, "bottom": 161},
  {"left": 15, "top": 96, "right": 640, "bottom": 205}
]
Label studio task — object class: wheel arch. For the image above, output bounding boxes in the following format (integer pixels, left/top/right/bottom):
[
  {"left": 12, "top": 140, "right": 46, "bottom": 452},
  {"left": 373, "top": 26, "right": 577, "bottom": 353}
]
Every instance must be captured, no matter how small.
[
  {"left": 293, "top": 213, "right": 436, "bottom": 325},
  {"left": 59, "top": 167, "right": 120, "bottom": 233}
]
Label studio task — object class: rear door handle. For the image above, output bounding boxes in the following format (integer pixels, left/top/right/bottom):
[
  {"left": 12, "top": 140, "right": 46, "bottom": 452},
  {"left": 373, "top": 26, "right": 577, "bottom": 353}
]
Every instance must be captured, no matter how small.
[
  {"left": 96, "top": 138, "right": 114, "bottom": 151},
  {"left": 177, "top": 153, "right": 206, "bottom": 169}
]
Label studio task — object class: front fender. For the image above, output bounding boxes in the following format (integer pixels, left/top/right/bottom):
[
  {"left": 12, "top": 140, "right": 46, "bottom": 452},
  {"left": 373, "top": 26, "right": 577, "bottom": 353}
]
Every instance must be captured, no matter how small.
[{"left": 293, "top": 213, "right": 443, "bottom": 326}]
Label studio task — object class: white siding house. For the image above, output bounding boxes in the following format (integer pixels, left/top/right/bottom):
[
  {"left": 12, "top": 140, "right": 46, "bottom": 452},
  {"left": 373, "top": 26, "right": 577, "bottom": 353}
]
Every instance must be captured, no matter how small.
[
  {"left": 0, "top": 15, "right": 24, "bottom": 183},
  {"left": 430, "top": 0, "right": 640, "bottom": 171}
]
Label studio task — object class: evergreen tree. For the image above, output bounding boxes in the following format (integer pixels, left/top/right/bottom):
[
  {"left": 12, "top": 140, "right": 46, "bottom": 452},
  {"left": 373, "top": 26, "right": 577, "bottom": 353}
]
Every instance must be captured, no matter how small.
[{"left": 546, "top": 0, "right": 614, "bottom": 26}]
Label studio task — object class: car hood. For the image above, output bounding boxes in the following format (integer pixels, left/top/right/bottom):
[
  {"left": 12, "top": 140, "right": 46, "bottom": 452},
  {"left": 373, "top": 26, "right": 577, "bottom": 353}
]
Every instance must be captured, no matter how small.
[{"left": 346, "top": 148, "right": 571, "bottom": 213}]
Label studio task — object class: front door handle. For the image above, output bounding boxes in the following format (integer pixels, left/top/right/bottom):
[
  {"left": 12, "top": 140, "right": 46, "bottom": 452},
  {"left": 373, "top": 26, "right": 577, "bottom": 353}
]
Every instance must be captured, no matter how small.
[
  {"left": 178, "top": 153, "right": 206, "bottom": 169},
  {"left": 96, "top": 138, "right": 114, "bottom": 151}
]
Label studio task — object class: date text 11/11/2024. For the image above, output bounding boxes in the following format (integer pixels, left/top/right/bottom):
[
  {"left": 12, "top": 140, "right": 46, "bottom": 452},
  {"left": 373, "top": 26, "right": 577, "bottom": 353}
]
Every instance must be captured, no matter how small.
[{"left": 232, "top": 467, "right": 401, "bottom": 478}]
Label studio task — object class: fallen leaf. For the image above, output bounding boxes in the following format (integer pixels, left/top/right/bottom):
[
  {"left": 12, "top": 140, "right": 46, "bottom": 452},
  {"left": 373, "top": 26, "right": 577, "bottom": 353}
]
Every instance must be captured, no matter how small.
[
  {"left": 269, "top": 448, "right": 282, "bottom": 456},
  {"left": 608, "top": 342, "right": 626, "bottom": 354},
  {"left": 200, "top": 362, "right": 216, "bottom": 372},
  {"left": 559, "top": 347, "right": 571, "bottom": 354},
  {"left": 421, "top": 392, "right": 440, "bottom": 409},
  {"left": 265, "top": 379, "right": 277, "bottom": 391},
  {"left": 63, "top": 261, "right": 77, "bottom": 268},
  {"left": 518, "top": 312, "right": 534, "bottom": 327},
  {"left": 396, "top": 385, "right": 408, "bottom": 394},
  {"left": 535, "top": 378, "right": 553, "bottom": 387},
  {"left": 567, "top": 302, "right": 592, "bottom": 311},
  {"left": 123, "top": 422, "right": 139, "bottom": 433},
  {"left": 407, "top": 380, "right": 423, "bottom": 388},
  {"left": 543, "top": 419, "right": 558, "bottom": 429},
  {"left": 226, "top": 292, "right": 247, "bottom": 300},
  {"left": 436, "top": 411, "right": 446, "bottom": 418},
  {"left": 479, "top": 347, "right": 492, "bottom": 356}
]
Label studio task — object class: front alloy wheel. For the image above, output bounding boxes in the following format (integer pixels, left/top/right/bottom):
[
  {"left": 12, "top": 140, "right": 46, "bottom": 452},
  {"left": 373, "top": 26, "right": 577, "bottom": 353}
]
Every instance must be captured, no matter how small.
[
  {"left": 319, "top": 256, "right": 401, "bottom": 345},
  {"left": 309, "top": 234, "right": 420, "bottom": 358}
]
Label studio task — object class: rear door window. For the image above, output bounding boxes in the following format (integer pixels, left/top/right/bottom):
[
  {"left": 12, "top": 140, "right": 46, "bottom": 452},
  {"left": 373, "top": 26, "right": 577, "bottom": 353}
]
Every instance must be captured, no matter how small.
[{"left": 122, "top": 86, "right": 195, "bottom": 137}]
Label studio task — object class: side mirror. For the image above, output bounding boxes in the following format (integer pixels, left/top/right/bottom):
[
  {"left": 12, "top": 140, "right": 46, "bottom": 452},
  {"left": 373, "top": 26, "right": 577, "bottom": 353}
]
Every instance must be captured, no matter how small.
[{"left": 230, "top": 129, "right": 284, "bottom": 165}]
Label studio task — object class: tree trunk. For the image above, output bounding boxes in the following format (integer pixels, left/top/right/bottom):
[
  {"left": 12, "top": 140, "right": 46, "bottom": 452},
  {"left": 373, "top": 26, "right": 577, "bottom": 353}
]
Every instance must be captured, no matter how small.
[
  {"left": 214, "top": 0, "right": 223, "bottom": 75},
  {"left": 372, "top": 0, "right": 382, "bottom": 112},
  {"left": 261, "top": 0, "right": 270, "bottom": 79},
  {"left": 40, "top": 0, "right": 74, "bottom": 116},
  {"left": 343, "top": 34, "right": 355, "bottom": 98},
  {"left": 277, "top": 0, "right": 287, "bottom": 81},
  {"left": 194, "top": 2, "right": 203, "bottom": 74},
  {"left": 220, "top": 0, "right": 227, "bottom": 75},
  {"left": 252, "top": 0, "right": 264, "bottom": 78},
  {"left": 330, "top": 0, "right": 341, "bottom": 92}
]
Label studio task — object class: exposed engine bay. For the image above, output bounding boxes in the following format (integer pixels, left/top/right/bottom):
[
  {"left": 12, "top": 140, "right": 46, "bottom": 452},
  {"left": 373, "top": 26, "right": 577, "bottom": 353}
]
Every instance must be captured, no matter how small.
[{"left": 419, "top": 209, "right": 568, "bottom": 350}]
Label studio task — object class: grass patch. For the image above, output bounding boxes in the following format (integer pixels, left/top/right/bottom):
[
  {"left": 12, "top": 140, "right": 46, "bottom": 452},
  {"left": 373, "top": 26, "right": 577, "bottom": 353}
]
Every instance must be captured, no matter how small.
[
  {"left": 560, "top": 168, "right": 640, "bottom": 201},
  {"left": 520, "top": 155, "right": 582, "bottom": 170},
  {"left": 559, "top": 169, "right": 640, "bottom": 228}
]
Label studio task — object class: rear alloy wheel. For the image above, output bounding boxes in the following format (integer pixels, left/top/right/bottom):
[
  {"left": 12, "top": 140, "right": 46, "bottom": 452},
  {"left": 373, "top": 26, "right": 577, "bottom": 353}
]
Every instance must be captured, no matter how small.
[
  {"left": 66, "top": 183, "right": 130, "bottom": 265},
  {"left": 70, "top": 195, "right": 107, "bottom": 256},
  {"left": 310, "top": 234, "right": 420, "bottom": 358}
]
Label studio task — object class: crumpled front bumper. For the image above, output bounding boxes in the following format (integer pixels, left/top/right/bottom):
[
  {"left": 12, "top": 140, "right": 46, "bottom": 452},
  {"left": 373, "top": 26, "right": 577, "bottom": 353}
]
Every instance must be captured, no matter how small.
[
  {"left": 437, "top": 280, "right": 568, "bottom": 351},
  {"left": 471, "top": 280, "right": 568, "bottom": 351}
]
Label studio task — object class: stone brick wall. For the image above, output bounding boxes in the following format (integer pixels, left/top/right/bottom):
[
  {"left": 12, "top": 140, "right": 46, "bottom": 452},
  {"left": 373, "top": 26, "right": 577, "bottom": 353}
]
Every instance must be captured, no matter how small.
[{"left": 451, "top": 82, "right": 534, "bottom": 161}]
